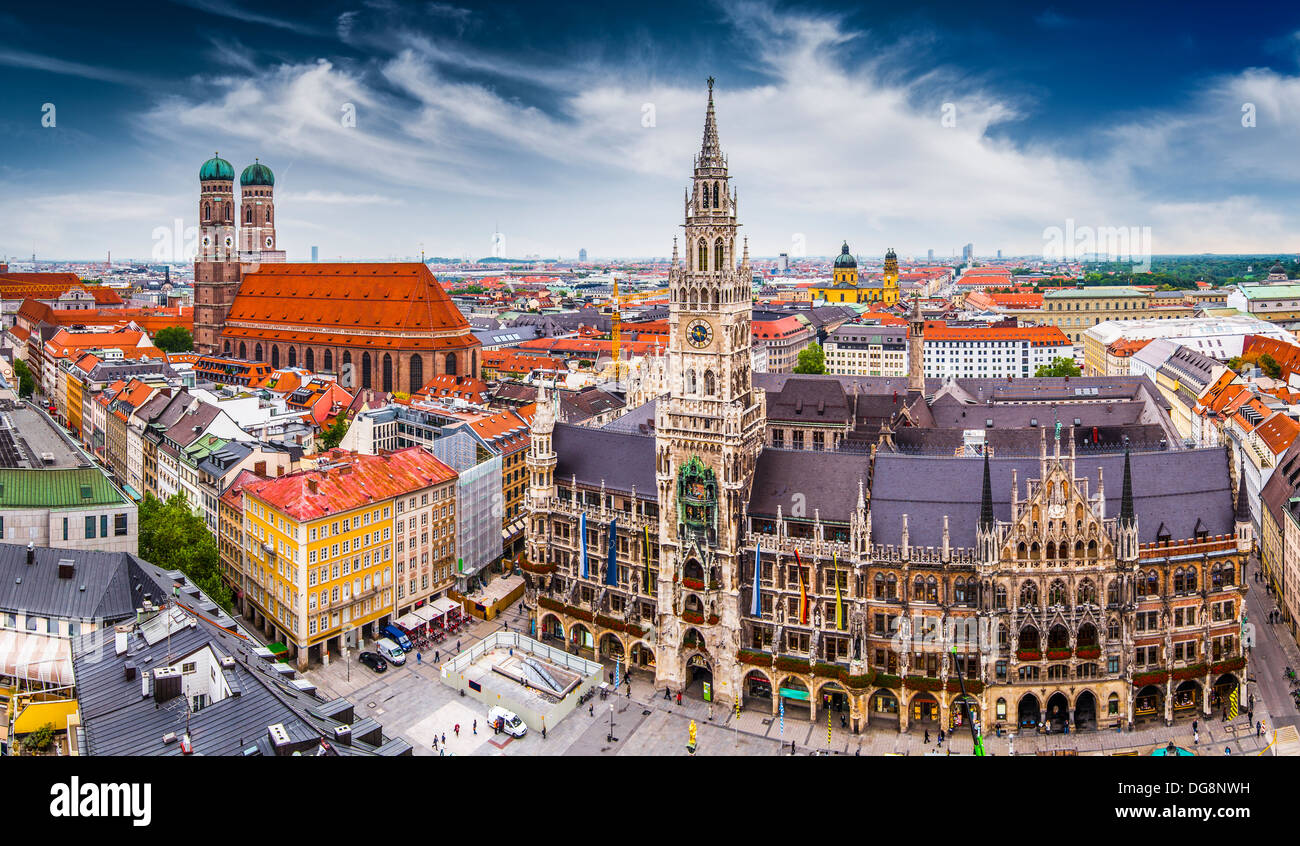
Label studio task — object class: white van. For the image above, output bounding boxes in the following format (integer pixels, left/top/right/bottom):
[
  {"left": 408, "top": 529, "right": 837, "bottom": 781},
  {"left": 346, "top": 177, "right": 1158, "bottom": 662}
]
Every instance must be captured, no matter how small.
[
  {"left": 488, "top": 706, "right": 527, "bottom": 737},
  {"left": 376, "top": 638, "right": 407, "bottom": 665}
]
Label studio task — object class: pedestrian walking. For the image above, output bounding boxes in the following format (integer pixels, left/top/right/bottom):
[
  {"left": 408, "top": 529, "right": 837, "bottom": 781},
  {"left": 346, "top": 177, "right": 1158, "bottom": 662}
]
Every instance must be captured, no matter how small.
[
  {"left": 1248, "top": 707, "right": 1254, "bottom": 725},
  {"left": 441, "top": 733, "right": 446, "bottom": 746},
  {"left": 472, "top": 720, "right": 477, "bottom": 735},
  {"left": 1194, "top": 730, "right": 1199, "bottom": 745},
  {"left": 1193, "top": 719, "right": 1198, "bottom": 734},
  {"left": 432, "top": 736, "right": 438, "bottom": 750},
  {"left": 1257, "top": 720, "right": 1264, "bottom": 738},
  {"left": 791, "top": 740, "right": 796, "bottom": 753},
  {"left": 677, "top": 691, "right": 682, "bottom": 705},
  {"left": 457, "top": 639, "right": 461, "bottom": 651},
  {"left": 435, "top": 650, "right": 440, "bottom": 662},
  {"left": 416, "top": 651, "right": 422, "bottom": 664},
  {"left": 589, "top": 704, "right": 594, "bottom": 717},
  {"left": 841, "top": 713, "right": 847, "bottom": 729},
  {"left": 664, "top": 686, "right": 670, "bottom": 700},
  {"left": 454, "top": 724, "right": 460, "bottom": 738},
  {"left": 626, "top": 684, "right": 631, "bottom": 699},
  {"left": 542, "top": 724, "right": 546, "bottom": 739},
  {"left": 924, "top": 730, "right": 930, "bottom": 744}
]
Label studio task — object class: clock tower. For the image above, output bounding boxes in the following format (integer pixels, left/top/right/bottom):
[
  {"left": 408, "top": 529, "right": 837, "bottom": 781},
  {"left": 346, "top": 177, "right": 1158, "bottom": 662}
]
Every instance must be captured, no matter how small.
[{"left": 653, "top": 79, "right": 765, "bottom": 707}]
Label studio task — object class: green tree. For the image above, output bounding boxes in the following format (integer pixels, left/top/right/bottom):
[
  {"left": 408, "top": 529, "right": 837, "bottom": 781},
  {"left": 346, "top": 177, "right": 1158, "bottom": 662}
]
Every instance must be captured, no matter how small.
[
  {"left": 152, "top": 326, "right": 193, "bottom": 353},
  {"left": 11, "top": 358, "right": 35, "bottom": 397},
  {"left": 138, "top": 492, "right": 232, "bottom": 611},
  {"left": 793, "top": 342, "right": 826, "bottom": 374},
  {"left": 1035, "top": 356, "right": 1082, "bottom": 377},
  {"left": 23, "top": 722, "right": 56, "bottom": 753},
  {"left": 1259, "top": 353, "right": 1282, "bottom": 379},
  {"left": 319, "top": 417, "right": 349, "bottom": 450}
]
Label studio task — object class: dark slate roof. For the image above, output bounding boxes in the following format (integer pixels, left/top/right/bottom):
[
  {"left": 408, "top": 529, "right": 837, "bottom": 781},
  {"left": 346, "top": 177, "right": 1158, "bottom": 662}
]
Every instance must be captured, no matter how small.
[
  {"left": 196, "top": 440, "right": 255, "bottom": 477},
  {"left": 764, "top": 377, "right": 851, "bottom": 424},
  {"left": 869, "top": 449, "right": 1234, "bottom": 548},
  {"left": 0, "top": 544, "right": 159, "bottom": 622},
  {"left": 1261, "top": 439, "right": 1300, "bottom": 525},
  {"left": 559, "top": 387, "right": 625, "bottom": 422},
  {"left": 749, "top": 448, "right": 871, "bottom": 523},
  {"left": 72, "top": 606, "right": 410, "bottom": 757},
  {"left": 601, "top": 398, "right": 658, "bottom": 434},
  {"left": 553, "top": 423, "right": 655, "bottom": 495}
]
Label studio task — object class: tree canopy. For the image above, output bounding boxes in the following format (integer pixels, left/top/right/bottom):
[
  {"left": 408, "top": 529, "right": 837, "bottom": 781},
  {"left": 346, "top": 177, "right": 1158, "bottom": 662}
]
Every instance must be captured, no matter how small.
[
  {"left": 138, "top": 492, "right": 232, "bottom": 611},
  {"left": 319, "top": 417, "right": 349, "bottom": 450},
  {"left": 793, "top": 342, "right": 826, "bottom": 374},
  {"left": 1035, "top": 356, "right": 1082, "bottom": 377},
  {"left": 152, "top": 325, "right": 193, "bottom": 353},
  {"left": 11, "top": 359, "right": 35, "bottom": 397}
]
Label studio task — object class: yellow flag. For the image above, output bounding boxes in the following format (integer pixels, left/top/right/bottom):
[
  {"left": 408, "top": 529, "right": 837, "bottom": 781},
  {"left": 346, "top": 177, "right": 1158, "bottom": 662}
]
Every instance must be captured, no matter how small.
[{"left": 834, "top": 552, "right": 844, "bottom": 631}]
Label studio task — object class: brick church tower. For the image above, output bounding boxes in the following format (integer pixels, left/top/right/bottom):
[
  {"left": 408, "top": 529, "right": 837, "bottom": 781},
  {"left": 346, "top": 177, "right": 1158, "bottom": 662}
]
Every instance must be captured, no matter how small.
[{"left": 194, "top": 153, "right": 242, "bottom": 354}]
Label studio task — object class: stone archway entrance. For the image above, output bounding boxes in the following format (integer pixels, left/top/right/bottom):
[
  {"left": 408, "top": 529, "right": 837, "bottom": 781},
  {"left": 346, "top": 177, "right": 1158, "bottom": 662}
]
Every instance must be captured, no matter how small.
[
  {"left": 1135, "top": 685, "right": 1164, "bottom": 723},
  {"left": 599, "top": 632, "right": 625, "bottom": 660},
  {"left": 1075, "top": 691, "right": 1098, "bottom": 730},
  {"left": 1017, "top": 693, "right": 1041, "bottom": 729},
  {"left": 630, "top": 642, "right": 655, "bottom": 670},
  {"left": 685, "top": 653, "right": 714, "bottom": 700},
  {"left": 910, "top": 691, "right": 939, "bottom": 728},
  {"left": 1211, "top": 673, "right": 1239, "bottom": 714},
  {"left": 745, "top": 669, "right": 773, "bottom": 703},
  {"left": 1046, "top": 692, "right": 1070, "bottom": 732},
  {"left": 1173, "top": 680, "right": 1202, "bottom": 719},
  {"left": 949, "top": 694, "right": 980, "bottom": 731},
  {"left": 778, "top": 677, "right": 812, "bottom": 720},
  {"left": 870, "top": 689, "right": 901, "bottom": 730},
  {"left": 540, "top": 613, "right": 564, "bottom": 642}
]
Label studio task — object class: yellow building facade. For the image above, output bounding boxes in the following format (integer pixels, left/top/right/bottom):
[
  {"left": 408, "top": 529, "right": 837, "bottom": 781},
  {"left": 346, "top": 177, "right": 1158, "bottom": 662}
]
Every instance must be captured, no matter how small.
[{"left": 810, "top": 244, "right": 900, "bottom": 307}]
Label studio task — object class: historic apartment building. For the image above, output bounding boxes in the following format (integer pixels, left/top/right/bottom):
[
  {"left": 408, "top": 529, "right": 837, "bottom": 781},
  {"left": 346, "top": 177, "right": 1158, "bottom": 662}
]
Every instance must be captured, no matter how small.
[{"left": 522, "top": 81, "right": 1249, "bottom": 736}]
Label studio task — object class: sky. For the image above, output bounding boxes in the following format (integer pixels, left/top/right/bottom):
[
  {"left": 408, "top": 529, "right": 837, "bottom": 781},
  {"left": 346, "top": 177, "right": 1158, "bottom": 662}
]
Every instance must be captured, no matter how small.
[{"left": 2, "top": 0, "right": 1300, "bottom": 262}]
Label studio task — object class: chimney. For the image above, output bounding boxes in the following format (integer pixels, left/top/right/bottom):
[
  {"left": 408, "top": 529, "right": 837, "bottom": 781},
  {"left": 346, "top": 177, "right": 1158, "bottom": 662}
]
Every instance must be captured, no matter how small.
[
  {"left": 124, "top": 661, "right": 136, "bottom": 681},
  {"left": 333, "top": 724, "right": 353, "bottom": 746},
  {"left": 152, "top": 666, "right": 182, "bottom": 703},
  {"left": 267, "top": 723, "right": 293, "bottom": 756},
  {"left": 26, "top": 542, "right": 35, "bottom": 566},
  {"left": 115, "top": 628, "right": 130, "bottom": 655}
]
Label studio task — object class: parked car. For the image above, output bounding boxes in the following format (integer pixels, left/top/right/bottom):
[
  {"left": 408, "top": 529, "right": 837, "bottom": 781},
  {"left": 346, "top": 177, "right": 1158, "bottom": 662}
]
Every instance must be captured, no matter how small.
[
  {"left": 375, "top": 638, "right": 406, "bottom": 665},
  {"left": 488, "top": 706, "right": 527, "bottom": 738},
  {"left": 380, "top": 624, "right": 413, "bottom": 651},
  {"left": 358, "top": 651, "right": 387, "bottom": 673}
]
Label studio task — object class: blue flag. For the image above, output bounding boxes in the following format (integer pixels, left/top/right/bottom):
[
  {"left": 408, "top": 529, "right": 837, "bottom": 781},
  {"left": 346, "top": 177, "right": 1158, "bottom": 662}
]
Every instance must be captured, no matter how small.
[
  {"left": 580, "top": 512, "right": 588, "bottom": 579},
  {"left": 605, "top": 518, "right": 619, "bottom": 586},
  {"left": 751, "top": 543, "right": 762, "bottom": 616}
]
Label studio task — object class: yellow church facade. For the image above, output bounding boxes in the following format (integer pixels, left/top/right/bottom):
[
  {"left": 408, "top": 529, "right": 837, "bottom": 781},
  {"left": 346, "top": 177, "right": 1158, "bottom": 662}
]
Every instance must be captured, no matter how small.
[{"left": 810, "top": 243, "right": 901, "bottom": 307}]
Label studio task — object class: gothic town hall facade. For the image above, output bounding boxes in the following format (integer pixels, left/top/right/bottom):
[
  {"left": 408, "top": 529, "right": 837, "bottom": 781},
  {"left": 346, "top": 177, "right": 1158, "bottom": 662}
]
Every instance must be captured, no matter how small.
[{"left": 522, "top": 81, "right": 1250, "bottom": 735}]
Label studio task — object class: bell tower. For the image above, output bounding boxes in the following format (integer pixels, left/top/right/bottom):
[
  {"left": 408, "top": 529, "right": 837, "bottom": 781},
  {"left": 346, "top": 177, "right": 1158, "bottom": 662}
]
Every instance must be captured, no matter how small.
[
  {"left": 194, "top": 153, "right": 241, "bottom": 355},
  {"left": 654, "top": 79, "right": 765, "bottom": 706}
]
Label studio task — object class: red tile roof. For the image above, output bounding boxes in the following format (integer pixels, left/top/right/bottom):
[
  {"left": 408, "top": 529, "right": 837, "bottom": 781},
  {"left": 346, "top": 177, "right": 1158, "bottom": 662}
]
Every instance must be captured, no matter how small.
[
  {"left": 223, "top": 263, "right": 477, "bottom": 353},
  {"left": 246, "top": 447, "right": 457, "bottom": 521}
]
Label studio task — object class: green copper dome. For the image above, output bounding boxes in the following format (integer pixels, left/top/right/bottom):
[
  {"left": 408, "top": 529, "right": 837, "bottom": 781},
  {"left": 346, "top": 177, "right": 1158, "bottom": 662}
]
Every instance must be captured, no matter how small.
[
  {"left": 240, "top": 159, "right": 275, "bottom": 187},
  {"left": 833, "top": 242, "right": 857, "bottom": 268},
  {"left": 199, "top": 153, "right": 235, "bottom": 181}
]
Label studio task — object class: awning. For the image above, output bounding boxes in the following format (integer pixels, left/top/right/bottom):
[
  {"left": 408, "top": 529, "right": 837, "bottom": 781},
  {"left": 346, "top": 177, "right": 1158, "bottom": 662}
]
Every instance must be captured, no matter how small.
[
  {"left": 395, "top": 611, "right": 425, "bottom": 630},
  {"left": 411, "top": 606, "right": 440, "bottom": 624},
  {"left": 430, "top": 596, "right": 461, "bottom": 617},
  {"left": 0, "top": 630, "right": 73, "bottom": 686},
  {"left": 13, "top": 698, "right": 79, "bottom": 734}
]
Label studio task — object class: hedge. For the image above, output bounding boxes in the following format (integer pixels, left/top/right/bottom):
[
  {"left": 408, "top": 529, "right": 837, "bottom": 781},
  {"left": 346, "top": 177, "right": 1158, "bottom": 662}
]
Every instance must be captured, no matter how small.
[
  {"left": 739, "top": 649, "right": 773, "bottom": 666},
  {"left": 775, "top": 655, "right": 811, "bottom": 673}
]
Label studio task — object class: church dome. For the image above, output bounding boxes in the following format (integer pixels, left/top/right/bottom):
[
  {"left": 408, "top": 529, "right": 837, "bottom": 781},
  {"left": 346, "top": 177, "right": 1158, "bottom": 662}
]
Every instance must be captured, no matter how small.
[
  {"left": 1269, "top": 261, "right": 1286, "bottom": 275},
  {"left": 834, "top": 242, "right": 857, "bottom": 268},
  {"left": 240, "top": 159, "right": 275, "bottom": 187},
  {"left": 199, "top": 153, "right": 235, "bottom": 181}
]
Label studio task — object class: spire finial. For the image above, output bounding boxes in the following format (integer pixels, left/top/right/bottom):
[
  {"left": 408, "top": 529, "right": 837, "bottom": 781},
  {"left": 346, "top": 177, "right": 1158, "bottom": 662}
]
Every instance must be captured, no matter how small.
[
  {"left": 1120, "top": 447, "right": 1135, "bottom": 526},
  {"left": 707, "top": 76, "right": 715, "bottom": 92},
  {"left": 979, "top": 450, "right": 994, "bottom": 530}
]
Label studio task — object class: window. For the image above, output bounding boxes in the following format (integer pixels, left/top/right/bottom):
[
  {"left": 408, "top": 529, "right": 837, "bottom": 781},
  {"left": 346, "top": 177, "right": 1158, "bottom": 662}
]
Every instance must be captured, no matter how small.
[
  {"left": 85, "top": 516, "right": 96, "bottom": 539},
  {"left": 114, "top": 513, "right": 128, "bottom": 536}
]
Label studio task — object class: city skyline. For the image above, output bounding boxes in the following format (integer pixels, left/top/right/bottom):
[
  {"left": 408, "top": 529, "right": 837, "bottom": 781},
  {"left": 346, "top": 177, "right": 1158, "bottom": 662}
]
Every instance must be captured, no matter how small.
[{"left": 3, "top": 0, "right": 1300, "bottom": 260}]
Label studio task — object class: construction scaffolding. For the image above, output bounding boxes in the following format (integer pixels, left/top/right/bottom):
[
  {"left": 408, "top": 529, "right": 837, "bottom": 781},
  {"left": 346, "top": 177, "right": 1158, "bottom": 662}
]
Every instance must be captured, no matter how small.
[{"left": 453, "top": 452, "right": 502, "bottom": 584}]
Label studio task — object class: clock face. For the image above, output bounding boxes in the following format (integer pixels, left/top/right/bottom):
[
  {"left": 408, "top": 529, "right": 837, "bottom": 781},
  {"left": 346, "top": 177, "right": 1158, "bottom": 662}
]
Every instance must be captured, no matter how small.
[
  {"left": 687, "top": 319, "right": 713, "bottom": 349},
  {"left": 202, "top": 235, "right": 211, "bottom": 248},
  {"left": 223, "top": 235, "right": 233, "bottom": 248},
  {"left": 264, "top": 236, "right": 274, "bottom": 248}
]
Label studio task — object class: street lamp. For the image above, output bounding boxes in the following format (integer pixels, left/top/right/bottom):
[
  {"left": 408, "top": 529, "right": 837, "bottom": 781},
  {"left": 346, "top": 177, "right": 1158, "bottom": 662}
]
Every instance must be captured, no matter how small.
[{"left": 607, "top": 702, "right": 616, "bottom": 743}]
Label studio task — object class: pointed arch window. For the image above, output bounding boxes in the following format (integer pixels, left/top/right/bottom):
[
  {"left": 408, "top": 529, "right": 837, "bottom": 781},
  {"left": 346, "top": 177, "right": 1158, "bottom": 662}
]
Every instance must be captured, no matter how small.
[
  {"left": 305, "top": 348, "right": 314, "bottom": 371},
  {"left": 203, "top": 203, "right": 211, "bottom": 222},
  {"left": 1019, "top": 581, "right": 1038, "bottom": 607},
  {"left": 698, "top": 239, "right": 708, "bottom": 272},
  {"left": 703, "top": 370, "right": 716, "bottom": 396},
  {"left": 245, "top": 206, "right": 253, "bottom": 224},
  {"left": 714, "top": 238, "right": 724, "bottom": 272},
  {"left": 265, "top": 207, "right": 272, "bottom": 224},
  {"left": 712, "top": 181, "right": 720, "bottom": 209},
  {"left": 324, "top": 349, "right": 333, "bottom": 372},
  {"left": 685, "top": 369, "right": 697, "bottom": 394}
]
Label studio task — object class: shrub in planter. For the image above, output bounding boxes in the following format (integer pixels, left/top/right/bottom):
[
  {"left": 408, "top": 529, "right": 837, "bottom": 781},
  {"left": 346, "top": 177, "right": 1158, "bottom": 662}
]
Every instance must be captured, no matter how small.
[
  {"left": 812, "top": 662, "right": 844, "bottom": 679},
  {"left": 682, "top": 577, "right": 705, "bottom": 591},
  {"left": 874, "top": 673, "right": 901, "bottom": 689},
  {"left": 1212, "top": 657, "right": 1246, "bottom": 673},
  {"left": 537, "top": 596, "right": 563, "bottom": 612},
  {"left": 1046, "top": 648, "right": 1072, "bottom": 660},
  {"left": 905, "top": 675, "right": 943, "bottom": 692},
  {"left": 707, "top": 615, "right": 720, "bottom": 625},
  {"left": 681, "top": 611, "right": 704, "bottom": 624},
  {"left": 739, "top": 649, "right": 773, "bottom": 666},
  {"left": 1076, "top": 646, "right": 1101, "bottom": 659},
  {"left": 1133, "top": 671, "right": 1170, "bottom": 687},
  {"left": 844, "top": 673, "right": 875, "bottom": 690},
  {"left": 776, "top": 655, "right": 810, "bottom": 673},
  {"left": 1016, "top": 649, "right": 1041, "bottom": 662}
]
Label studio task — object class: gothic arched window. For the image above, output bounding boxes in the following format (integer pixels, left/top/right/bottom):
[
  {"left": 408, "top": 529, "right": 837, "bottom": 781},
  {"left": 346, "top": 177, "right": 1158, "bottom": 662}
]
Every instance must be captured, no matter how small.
[
  {"left": 254, "top": 343, "right": 263, "bottom": 361},
  {"left": 445, "top": 351, "right": 457, "bottom": 375},
  {"left": 714, "top": 238, "right": 724, "bottom": 271},
  {"left": 698, "top": 239, "right": 708, "bottom": 272},
  {"left": 1020, "top": 581, "right": 1038, "bottom": 607},
  {"left": 712, "top": 181, "right": 720, "bottom": 209},
  {"left": 245, "top": 206, "right": 253, "bottom": 224},
  {"left": 271, "top": 345, "right": 280, "bottom": 369},
  {"left": 324, "top": 349, "right": 333, "bottom": 372},
  {"left": 382, "top": 353, "right": 393, "bottom": 393},
  {"left": 703, "top": 370, "right": 716, "bottom": 396},
  {"left": 239, "top": 342, "right": 247, "bottom": 359},
  {"left": 409, "top": 354, "right": 423, "bottom": 393},
  {"left": 287, "top": 346, "right": 296, "bottom": 368},
  {"left": 203, "top": 203, "right": 211, "bottom": 222},
  {"left": 265, "top": 207, "right": 272, "bottom": 224},
  {"left": 685, "top": 369, "right": 697, "bottom": 394},
  {"left": 305, "top": 348, "right": 314, "bottom": 372}
]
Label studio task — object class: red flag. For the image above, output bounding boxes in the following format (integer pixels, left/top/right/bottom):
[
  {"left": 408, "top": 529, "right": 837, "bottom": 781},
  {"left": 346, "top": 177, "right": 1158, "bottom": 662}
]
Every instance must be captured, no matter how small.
[{"left": 794, "top": 549, "right": 808, "bottom": 625}]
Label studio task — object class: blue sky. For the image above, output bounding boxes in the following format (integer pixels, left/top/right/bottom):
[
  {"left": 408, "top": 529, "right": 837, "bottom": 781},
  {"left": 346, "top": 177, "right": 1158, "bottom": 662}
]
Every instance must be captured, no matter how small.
[{"left": 2, "top": 0, "right": 1300, "bottom": 261}]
